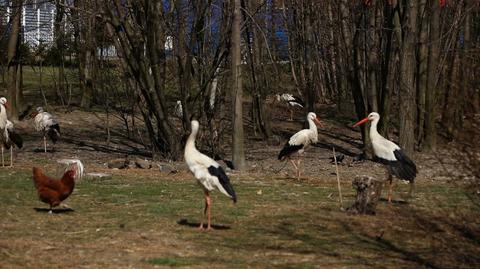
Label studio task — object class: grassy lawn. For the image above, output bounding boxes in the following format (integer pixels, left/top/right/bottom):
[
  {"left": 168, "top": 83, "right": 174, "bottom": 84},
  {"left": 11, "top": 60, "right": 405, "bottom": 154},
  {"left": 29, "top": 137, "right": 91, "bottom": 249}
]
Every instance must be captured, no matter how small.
[{"left": 0, "top": 168, "right": 479, "bottom": 268}]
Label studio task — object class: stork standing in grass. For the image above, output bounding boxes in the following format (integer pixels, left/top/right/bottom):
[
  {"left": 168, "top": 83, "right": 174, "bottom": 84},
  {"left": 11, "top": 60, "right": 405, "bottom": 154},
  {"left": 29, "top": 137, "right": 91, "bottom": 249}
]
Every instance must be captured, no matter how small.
[
  {"left": 184, "top": 120, "right": 237, "bottom": 230},
  {"left": 0, "top": 97, "right": 23, "bottom": 167},
  {"left": 278, "top": 112, "right": 322, "bottom": 180},
  {"left": 354, "top": 112, "right": 417, "bottom": 202},
  {"left": 31, "top": 107, "right": 60, "bottom": 153}
]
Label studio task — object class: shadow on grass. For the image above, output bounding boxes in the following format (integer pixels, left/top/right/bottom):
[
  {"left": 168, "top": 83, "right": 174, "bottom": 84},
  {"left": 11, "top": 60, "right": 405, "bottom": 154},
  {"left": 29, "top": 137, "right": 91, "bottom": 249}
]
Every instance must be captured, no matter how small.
[
  {"left": 177, "top": 218, "right": 231, "bottom": 230},
  {"left": 34, "top": 207, "right": 74, "bottom": 214},
  {"left": 32, "top": 148, "right": 56, "bottom": 153},
  {"left": 379, "top": 198, "right": 409, "bottom": 205}
]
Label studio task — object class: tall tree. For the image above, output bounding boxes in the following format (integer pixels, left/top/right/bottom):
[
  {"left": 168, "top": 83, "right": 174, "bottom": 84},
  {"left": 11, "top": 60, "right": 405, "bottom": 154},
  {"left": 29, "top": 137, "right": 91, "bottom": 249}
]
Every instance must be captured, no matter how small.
[
  {"left": 398, "top": 0, "right": 419, "bottom": 155},
  {"left": 103, "top": 0, "right": 180, "bottom": 159},
  {"left": 424, "top": 0, "right": 441, "bottom": 151},
  {"left": 75, "top": 0, "right": 97, "bottom": 109},
  {"left": 231, "top": 0, "right": 245, "bottom": 170},
  {"left": 6, "top": 0, "right": 23, "bottom": 120},
  {"left": 417, "top": 0, "right": 429, "bottom": 147}
]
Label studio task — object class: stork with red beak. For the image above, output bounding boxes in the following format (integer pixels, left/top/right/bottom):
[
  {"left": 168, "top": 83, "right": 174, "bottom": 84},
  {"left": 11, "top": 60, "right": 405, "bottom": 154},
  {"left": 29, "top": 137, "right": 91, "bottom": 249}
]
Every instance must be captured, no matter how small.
[
  {"left": 354, "top": 112, "right": 417, "bottom": 202},
  {"left": 278, "top": 112, "right": 322, "bottom": 180}
]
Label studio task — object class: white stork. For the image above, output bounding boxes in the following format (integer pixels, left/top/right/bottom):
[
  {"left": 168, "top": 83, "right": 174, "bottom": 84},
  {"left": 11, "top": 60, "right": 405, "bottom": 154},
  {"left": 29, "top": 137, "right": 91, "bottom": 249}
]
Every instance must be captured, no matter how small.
[
  {"left": 0, "top": 97, "right": 23, "bottom": 167},
  {"left": 276, "top": 93, "right": 305, "bottom": 121},
  {"left": 31, "top": 107, "right": 60, "bottom": 153},
  {"left": 354, "top": 112, "right": 417, "bottom": 202},
  {"left": 184, "top": 120, "right": 237, "bottom": 230},
  {"left": 278, "top": 112, "right": 322, "bottom": 180}
]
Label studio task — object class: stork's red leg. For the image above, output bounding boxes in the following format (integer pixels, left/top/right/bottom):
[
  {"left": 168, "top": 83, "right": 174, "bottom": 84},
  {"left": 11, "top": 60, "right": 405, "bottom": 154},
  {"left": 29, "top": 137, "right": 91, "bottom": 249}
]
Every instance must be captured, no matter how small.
[
  {"left": 9, "top": 146, "right": 13, "bottom": 167},
  {"left": 387, "top": 174, "right": 393, "bottom": 203},
  {"left": 206, "top": 192, "right": 212, "bottom": 230},
  {"left": 297, "top": 157, "right": 302, "bottom": 180},
  {"left": 1, "top": 146, "right": 4, "bottom": 167},
  {"left": 290, "top": 158, "right": 299, "bottom": 179},
  {"left": 44, "top": 136, "right": 47, "bottom": 153},
  {"left": 408, "top": 181, "right": 415, "bottom": 199},
  {"left": 199, "top": 191, "right": 208, "bottom": 230}
]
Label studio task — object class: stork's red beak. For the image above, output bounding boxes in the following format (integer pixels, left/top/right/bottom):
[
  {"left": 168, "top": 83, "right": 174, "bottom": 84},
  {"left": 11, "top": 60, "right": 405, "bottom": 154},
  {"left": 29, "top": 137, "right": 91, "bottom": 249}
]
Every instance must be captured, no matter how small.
[
  {"left": 4, "top": 101, "right": 9, "bottom": 110},
  {"left": 314, "top": 117, "right": 323, "bottom": 127},
  {"left": 353, "top": 117, "right": 369, "bottom": 127}
]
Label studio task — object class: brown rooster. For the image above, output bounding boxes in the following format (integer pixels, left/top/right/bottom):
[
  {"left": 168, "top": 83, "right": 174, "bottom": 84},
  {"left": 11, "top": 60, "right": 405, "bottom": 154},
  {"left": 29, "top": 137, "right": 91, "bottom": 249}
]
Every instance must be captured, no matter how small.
[{"left": 32, "top": 166, "right": 77, "bottom": 213}]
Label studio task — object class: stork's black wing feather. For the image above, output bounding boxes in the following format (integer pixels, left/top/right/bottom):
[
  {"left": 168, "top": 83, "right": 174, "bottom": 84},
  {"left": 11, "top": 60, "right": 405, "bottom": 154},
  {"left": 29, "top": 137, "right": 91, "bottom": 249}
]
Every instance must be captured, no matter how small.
[
  {"left": 292, "top": 95, "right": 305, "bottom": 106},
  {"left": 7, "top": 130, "right": 23, "bottom": 149},
  {"left": 207, "top": 166, "right": 237, "bottom": 203},
  {"left": 278, "top": 142, "right": 303, "bottom": 160},
  {"left": 391, "top": 149, "right": 417, "bottom": 182},
  {"left": 47, "top": 123, "right": 60, "bottom": 143}
]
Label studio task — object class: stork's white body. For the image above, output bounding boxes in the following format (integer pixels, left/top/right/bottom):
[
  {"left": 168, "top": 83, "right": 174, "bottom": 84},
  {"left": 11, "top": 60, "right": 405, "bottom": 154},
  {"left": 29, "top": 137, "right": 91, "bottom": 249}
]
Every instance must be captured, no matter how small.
[
  {"left": 0, "top": 98, "right": 8, "bottom": 143},
  {"left": 276, "top": 93, "right": 304, "bottom": 120},
  {"left": 184, "top": 120, "right": 236, "bottom": 230},
  {"left": 0, "top": 98, "right": 9, "bottom": 166},
  {"left": 287, "top": 120, "right": 319, "bottom": 153},
  {"left": 278, "top": 112, "right": 321, "bottom": 179},
  {"left": 0, "top": 98, "right": 22, "bottom": 167},
  {"left": 33, "top": 107, "right": 59, "bottom": 153},
  {"left": 277, "top": 93, "right": 304, "bottom": 108},
  {"left": 34, "top": 110, "right": 56, "bottom": 132},
  {"left": 355, "top": 112, "right": 417, "bottom": 202}
]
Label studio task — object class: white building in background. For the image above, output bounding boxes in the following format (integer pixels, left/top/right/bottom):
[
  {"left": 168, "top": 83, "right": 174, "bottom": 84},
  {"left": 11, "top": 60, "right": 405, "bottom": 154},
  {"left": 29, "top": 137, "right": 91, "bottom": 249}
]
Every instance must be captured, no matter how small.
[{"left": 1, "top": 0, "right": 56, "bottom": 47}]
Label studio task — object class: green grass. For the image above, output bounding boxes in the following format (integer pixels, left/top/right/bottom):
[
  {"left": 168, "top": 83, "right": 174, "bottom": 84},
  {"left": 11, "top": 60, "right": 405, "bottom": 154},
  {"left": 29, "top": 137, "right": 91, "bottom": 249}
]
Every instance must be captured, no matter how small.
[
  {"left": 0, "top": 169, "right": 479, "bottom": 268},
  {"left": 146, "top": 256, "right": 192, "bottom": 267}
]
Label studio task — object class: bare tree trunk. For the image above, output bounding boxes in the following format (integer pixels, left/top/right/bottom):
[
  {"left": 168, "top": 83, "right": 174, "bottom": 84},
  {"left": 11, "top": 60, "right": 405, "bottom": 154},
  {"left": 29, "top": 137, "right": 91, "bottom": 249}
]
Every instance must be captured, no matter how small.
[
  {"left": 345, "top": 1, "right": 370, "bottom": 152},
  {"left": 416, "top": 0, "right": 428, "bottom": 148},
  {"left": 424, "top": 0, "right": 440, "bottom": 151},
  {"left": 54, "top": 0, "right": 66, "bottom": 106},
  {"left": 74, "top": 0, "right": 96, "bottom": 109},
  {"left": 231, "top": 0, "right": 245, "bottom": 170},
  {"left": 366, "top": 4, "right": 379, "bottom": 113},
  {"left": 104, "top": 0, "right": 180, "bottom": 159},
  {"left": 6, "top": 0, "right": 23, "bottom": 120},
  {"left": 398, "top": 0, "right": 418, "bottom": 155}
]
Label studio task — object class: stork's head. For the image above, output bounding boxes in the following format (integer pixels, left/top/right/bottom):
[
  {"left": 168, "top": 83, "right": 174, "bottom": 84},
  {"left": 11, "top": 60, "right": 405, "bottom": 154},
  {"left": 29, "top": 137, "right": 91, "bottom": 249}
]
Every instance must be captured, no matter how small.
[
  {"left": 29, "top": 107, "right": 44, "bottom": 118},
  {"left": 353, "top": 112, "right": 380, "bottom": 127},
  {"left": 0, "top": 97, "right": 8, "bottom": 109},
  {"left": 191, "top": 120, "right": 199, "bottom": 132},
  {"left": 307, "top": 112, "right": 323, "bottom": 127}
]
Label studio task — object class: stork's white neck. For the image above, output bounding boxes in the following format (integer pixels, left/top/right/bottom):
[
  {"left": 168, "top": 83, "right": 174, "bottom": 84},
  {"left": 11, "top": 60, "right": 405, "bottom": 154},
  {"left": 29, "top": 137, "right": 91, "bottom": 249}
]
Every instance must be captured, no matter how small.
[
  {"left": 369, "top": 117, "right": 381, "bottom": 139},
  {"left": 186, "top": 125, "right": 199, "bottom": 151},
  {"left": 308, "top": 117, "right": 317, "bottom": 133}
]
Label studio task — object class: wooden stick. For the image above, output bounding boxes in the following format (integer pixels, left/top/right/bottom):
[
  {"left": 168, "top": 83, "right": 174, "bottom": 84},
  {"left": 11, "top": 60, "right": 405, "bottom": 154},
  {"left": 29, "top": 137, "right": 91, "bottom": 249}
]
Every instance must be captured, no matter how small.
[{"left": 333, "top": 147, "right": 344, "bottom": 209}]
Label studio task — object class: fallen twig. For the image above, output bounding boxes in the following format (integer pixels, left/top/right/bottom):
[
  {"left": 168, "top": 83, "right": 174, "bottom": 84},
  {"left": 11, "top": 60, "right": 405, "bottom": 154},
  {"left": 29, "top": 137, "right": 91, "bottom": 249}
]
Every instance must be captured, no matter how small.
[{"left": 333, "top": 147, "right": 344, "bottom": 210}]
